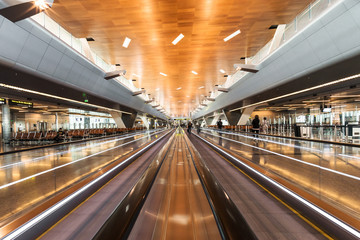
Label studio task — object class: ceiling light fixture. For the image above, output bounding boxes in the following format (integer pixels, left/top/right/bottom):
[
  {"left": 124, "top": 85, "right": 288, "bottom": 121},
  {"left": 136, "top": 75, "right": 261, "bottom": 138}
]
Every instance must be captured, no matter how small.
[
  {"left": 35, "top": 0, "right": 50, "bottom": 10},
  {"left": 191, "top": 71, "right": 198, "bottom": 75},
  {"left": 160, "top": 72, "right": 167, "bottom": 76},
  {"left": 220, "top": 69, "right": 225, "bottom": 74},
  {"left": 176, "top": 87, "right": 182, "bottom": 90},
  {"left": 198, "top": 86, "right": 204, "bottom": 89},
  {"left": 229, "top": 73, "right": 360, "bottom": 112},
  {"left": 0, "top": 83, "right": 133, "bottom": 115},
  {"left": 122, "top": 37, "right": 131, "bottom": 48},
  {"left": 224, "top": 30, "right": 241, "bottom": 42},
  {"left": 172, "top": 33, "right": 185, "bottom": 45},
  {"left": 132, "top": 73, "right": 140, "bottom": 78}
]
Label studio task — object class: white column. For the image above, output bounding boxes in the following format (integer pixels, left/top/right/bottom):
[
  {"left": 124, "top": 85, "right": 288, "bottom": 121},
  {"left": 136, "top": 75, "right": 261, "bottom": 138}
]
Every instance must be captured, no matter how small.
[{"left": 2, "top": 103, "right": 11, "bottom": 143}]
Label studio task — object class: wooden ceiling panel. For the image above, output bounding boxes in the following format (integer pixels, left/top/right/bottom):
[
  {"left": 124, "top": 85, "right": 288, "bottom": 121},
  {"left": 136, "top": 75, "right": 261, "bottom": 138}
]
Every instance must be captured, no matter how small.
[{"left": 48, "top": 0, "right": 312, "bottom": 116}]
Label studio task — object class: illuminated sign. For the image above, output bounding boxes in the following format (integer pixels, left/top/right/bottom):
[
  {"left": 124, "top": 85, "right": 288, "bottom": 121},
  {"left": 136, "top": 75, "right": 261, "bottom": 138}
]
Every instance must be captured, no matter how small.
[
  {"left": 0, "top": 98, "right": 5, "bottom": 104},
  {"left": 9, "top": 99, "right": 33, "bottom": 108}
]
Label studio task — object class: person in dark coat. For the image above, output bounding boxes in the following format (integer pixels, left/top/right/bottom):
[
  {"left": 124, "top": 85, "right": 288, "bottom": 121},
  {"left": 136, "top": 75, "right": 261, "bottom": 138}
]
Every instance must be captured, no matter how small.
[
  {"left": 252, "top": 115, "right": 260, "bottom": 138},
  {"left": 217, "top": 119, "right": 223, "bottom": 130},
  {"left": 187, "top": 121, "right": 193, "bottom": 134}
]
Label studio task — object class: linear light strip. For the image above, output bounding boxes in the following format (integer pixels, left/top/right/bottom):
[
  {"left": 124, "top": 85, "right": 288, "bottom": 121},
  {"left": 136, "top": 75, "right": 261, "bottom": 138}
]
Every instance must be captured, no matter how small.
[
  {"left": 0, "top": 130, "right": 166, "bottom": 190},
  {"left": 0, "top": 83, "right": 133, "bottom": 115},
  {"left": 224, "top": 30, "right": 241, "bottom": 42},
  {"left": 195, "top": 133, "right": 360, "bottom": 238},
  {"left": 229, "top": 73, "right": 360, "bottom": 112},
  {"left": 172, "top": 33, "right": 184, "bottom": 45},
  {"left": 0, "top": 130, "right": 159, "bottom": 170},
  {"left": 338, "top": 154, "right": 360, "bottom": 160},
  {"left": 202, "top": 130, "right": 360, "bottom": 181},
  {"left": 3, "top": 130, "right": 171, "bottom": 240},
  {"left": 160, "top": 72, "right": 167, "bottom": 76}
]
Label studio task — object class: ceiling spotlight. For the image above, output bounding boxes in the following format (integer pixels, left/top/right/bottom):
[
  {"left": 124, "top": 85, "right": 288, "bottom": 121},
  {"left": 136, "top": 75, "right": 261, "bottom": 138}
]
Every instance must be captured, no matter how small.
[
  {"left": 172, "top": 33, "right": 184, "bottom": 45},
  {"left": 224, "top": 29, "right": 241, "bottom": 42},
  {"left": 191, "top": 71, "right": 198, "bottom": 75},
  {"left": 160, "top": 72, "right": 167, "bottom": 76},
  {"left": 198, "top": 86, "right": 204, "bottom": 89},
  {"left": 122, "top": 37, "right": 131, "bottom": 48},
  {"left": 176, "top": 87, "right": 182, "bottom": 90},
  {"left": 35, "top": 0, "right": 50, "bottom": 10},
  {"left": 219, "top": 69, "right": 225, "bottom": 74}
]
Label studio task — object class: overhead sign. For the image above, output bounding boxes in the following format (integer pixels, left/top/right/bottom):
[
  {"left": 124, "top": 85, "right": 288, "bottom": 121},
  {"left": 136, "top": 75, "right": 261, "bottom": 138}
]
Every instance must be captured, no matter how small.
[
  {"left": 0, "top": 98, "right": 5, "bottom": 105},
  {"left": 9, "top": 99, "right": 33, "bottom": 108}
]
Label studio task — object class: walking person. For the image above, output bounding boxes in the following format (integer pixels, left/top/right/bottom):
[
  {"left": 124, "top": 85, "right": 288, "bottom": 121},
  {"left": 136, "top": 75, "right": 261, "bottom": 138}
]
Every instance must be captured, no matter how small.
[
  {"left": 187, "top": 121, "right": 193, "bottom": 134},
  {"left": 261, "top": 117, "right": 269, "bottom": 134},
  {"left": 217, "top": 119, "right": 223, "bottom": 130},
  {"left": 196, "top": 122, "right": 201, "bottom": 134},
  {"left": 252, "top": 115, "right": 260, "bottom": 139}
]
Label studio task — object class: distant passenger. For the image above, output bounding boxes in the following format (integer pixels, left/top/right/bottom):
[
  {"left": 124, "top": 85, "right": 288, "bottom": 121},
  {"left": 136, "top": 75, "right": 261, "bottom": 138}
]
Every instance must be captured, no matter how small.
[
  {"left": 54, "top": 128, "right": 64, "bottom": 142},
  {"left": 187, "top": 121, "right": 193, "bottom": 134},
  {"left": 217, "top": 119, "right": 223, "bottom": 130},
  {"left": 196, "top": 122, "right": 201, "bottom": 134},
  {"left": 252, "top": 115, "right": 260, "bottom": 138},
  {"left": 261, "top": 117, "right": 269, "bottom": 134}
]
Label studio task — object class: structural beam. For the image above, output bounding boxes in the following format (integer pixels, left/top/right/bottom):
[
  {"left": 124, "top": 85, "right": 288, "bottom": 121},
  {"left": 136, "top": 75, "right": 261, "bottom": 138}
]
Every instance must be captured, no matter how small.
[
  {"left": 237, "top": 106, "right": 257, "bottom": 125},
  {"left": 223, "top": 109, "right": 241, "bottom": 126},
  {"left": 233, "top": 64, "right": 259, "bottom": 73}
]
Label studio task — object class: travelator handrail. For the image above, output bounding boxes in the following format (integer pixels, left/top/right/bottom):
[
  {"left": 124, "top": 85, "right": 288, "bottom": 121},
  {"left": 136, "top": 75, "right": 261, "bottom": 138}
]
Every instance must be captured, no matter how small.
[
  {"left": 93, "top": 130, "right": 176, "bottom": 239},
  {"left": 193, "top": 132, "right": 360, "bottom": 239},
  {"left": 182, "top": 129, "right": 257, "bottom": 240}
]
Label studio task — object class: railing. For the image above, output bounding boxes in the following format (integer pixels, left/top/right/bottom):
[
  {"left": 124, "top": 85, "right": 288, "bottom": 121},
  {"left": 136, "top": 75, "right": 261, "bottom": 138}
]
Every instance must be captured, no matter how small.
[
  {"left": 30, "top": 12, "right": 144, "bottom": 96},
  {"left": 210, "top": 124, "right": 360, "bottom": 144}
]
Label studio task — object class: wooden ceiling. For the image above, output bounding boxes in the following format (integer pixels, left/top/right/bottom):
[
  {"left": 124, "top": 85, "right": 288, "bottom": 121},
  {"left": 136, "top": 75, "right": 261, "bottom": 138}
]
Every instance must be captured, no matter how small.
[{"left": 48, "top": 0, "right": 311, "bottom": 117}]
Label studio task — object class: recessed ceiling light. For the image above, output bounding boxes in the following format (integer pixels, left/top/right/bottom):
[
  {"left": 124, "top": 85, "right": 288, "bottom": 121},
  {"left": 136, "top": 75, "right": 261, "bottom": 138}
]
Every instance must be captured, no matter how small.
[
  {"left": 172, "top": 33, "right": 184, "bottom": 45},
  {"left": 160, "top": 72, "right": 167, "bottom": 76},
  {"left": 224, "top": 30, "right": 241, "bottom": 42},
  {"left": 191, "top": 71, "right": 198, "bottom": 75},
  {"left": 198, "top": 86, "right": 204, "bottom": 89},
  {"left": 122, "top": 37, "right": 131, "bottom": 48},
  {"left": 176, "top": 87, "right": 182, "bottom": 90},
  {"left": 220, "top": 69, "right": 225, "bottom": 74}
]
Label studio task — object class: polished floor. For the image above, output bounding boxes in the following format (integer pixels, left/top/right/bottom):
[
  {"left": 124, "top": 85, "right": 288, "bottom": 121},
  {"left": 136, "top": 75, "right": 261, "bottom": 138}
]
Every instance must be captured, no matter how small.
[
  {"left": 199, "top": 129, "right": 360, "bottom": 223},
  {"left": 0, "top": 129, "right": 166, "bottom": 226}
]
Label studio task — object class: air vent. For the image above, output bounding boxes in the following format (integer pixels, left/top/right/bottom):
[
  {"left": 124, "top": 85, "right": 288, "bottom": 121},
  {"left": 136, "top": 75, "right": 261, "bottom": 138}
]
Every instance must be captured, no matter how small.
[
  {"left": 269, "top": 25, "right": 278, "bottom": 29},
  {"left": 115, "top": 63, "right": 121, "bottom": 66},
  {"left": 240, "top": 57, "right": 246, "bottom": 60},
  {"left": 86, "top": 37, "right": 95, "bottom": 41},
  {"left": 224, "top": 75, "right": 228, "bottom": 77}
]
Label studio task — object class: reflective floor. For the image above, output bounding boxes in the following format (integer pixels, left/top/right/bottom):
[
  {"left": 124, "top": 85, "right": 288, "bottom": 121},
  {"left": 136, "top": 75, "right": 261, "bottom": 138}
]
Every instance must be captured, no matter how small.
[
  {"left": 0, "top": 129, "right": 166, "bottom": 226},
  {"left": 199, "top": 129, "right": 360, "bottom": 223}
]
